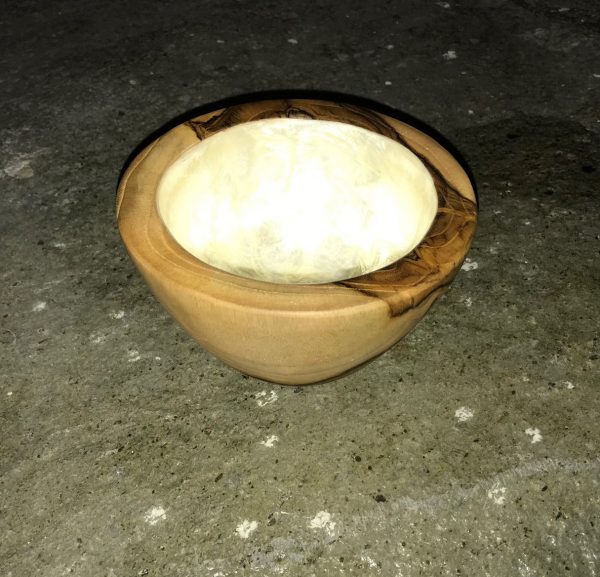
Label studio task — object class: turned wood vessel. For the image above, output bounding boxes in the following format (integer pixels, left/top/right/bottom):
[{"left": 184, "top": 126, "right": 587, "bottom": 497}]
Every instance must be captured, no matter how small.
[{"left": 116, "top": 99, "right": 477, "bottom": 384}]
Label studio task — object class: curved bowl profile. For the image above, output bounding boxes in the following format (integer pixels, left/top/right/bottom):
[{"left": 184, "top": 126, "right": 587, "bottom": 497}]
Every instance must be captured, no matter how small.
[{"left": 116, "top": 99, "right": 477, "bottom": 385}]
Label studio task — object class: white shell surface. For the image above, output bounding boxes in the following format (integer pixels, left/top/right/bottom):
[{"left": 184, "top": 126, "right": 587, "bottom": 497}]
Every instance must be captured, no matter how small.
[{"left": 156, "top": 118, "right": 438, "bottom": 284}]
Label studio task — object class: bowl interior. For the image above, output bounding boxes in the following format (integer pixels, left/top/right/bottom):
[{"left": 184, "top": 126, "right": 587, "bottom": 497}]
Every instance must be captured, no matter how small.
[{"left": 156, "top": 117, "right": 438, "bottom": 284}]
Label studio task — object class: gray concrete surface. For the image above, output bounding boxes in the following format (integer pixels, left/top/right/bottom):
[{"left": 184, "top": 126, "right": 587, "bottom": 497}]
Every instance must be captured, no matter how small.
[{"left": 1, "top": 1, "right": 599, "bottom": 575}]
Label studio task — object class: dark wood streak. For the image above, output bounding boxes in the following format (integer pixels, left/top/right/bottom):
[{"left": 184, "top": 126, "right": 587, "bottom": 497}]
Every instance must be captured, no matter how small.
[{"left": 185, "top": 99, "right": 477, "bottom": 317}]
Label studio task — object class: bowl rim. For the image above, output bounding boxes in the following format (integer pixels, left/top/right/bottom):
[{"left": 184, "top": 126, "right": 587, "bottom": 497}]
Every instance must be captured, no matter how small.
[{"left": 116, "top": 98, "right": 477, "bottom": 317}]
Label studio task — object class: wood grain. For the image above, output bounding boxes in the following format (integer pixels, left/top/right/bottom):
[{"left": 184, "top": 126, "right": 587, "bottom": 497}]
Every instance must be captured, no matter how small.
[{"left": 117, "top": 99, "right": 477, "bottom": 384}]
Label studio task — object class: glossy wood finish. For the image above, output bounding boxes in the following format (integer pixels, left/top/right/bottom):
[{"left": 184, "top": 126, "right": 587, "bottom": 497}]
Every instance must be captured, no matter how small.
[{"left": 117, "top": 99, "right": 477, "bottom": 384}]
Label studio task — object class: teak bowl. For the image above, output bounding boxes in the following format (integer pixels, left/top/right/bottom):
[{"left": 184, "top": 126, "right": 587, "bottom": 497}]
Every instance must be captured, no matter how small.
[{"left": 116, "top": 99, "right": 477, "bottom": 385}]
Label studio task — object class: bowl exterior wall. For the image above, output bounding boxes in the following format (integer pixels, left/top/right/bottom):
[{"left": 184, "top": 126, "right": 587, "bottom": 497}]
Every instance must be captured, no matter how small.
[{"left": 130, "top": 253, "right": 444, "bottom": 384}]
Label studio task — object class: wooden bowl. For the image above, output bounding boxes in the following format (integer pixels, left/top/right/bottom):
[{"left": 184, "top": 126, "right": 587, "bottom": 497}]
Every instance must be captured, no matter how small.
[{"left": 116, "top": 99, "right": 477, "bottom": 385}]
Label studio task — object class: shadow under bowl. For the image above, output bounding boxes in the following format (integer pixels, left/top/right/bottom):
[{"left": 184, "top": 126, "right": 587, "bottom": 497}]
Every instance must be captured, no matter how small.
[{"left": 116, "top": 98, "right": 477, "bottom": 385}]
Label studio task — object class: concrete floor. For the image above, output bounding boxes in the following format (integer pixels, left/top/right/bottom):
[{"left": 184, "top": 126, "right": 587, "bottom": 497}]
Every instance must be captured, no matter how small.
[{"left": 1, "top": 1, "right": 599, "bottom": 575}]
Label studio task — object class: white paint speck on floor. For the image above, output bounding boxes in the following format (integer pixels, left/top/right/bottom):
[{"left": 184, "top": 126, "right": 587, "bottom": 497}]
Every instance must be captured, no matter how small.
[
  {"left": 90, "top": 332, "right": 107, "bottom": 344},
  {"left": 235, "top": 520, "right": 258, "bottom": 539},
  {"left": 361, "top": 553, "right": 379, "bottom": 569},
  {"left": 7, "top": 391, "right": 13, "bottom": 397},
  {"left": 443, "top": 49, "right": 457, "bottom": 60},
  {"left": 260, "top": 435, "right": 279, "bottom": 448},
  {"left": 144, "top": 506, "right": 166, "bottom": 525},
  {"left": 487, "top": 485, "right": 507, "bottom": 505},
  {"left": 256, "top": 390, "right": 278, "bottom": 407},
  {"left": 455, "top": 406, "right": 474, "bottom": 422},
  {"left": 287, "top": 38, "right": 298, "bottom": 44},
  {"left": 128, "top": 350, "right": 141, "bottom": 362},
  {"left": 32, "top": 301, "right": 47, "bottom": 312},
  {"left": 563, "top": 380, "right": 575, "bottom": 389},
  {"left": 461, "top": 258, "right": 479, "bottom": 271},
  {"left": 2, "top": 149, "right": 50, "bottom": 179},
  {"left": 3, "top": 158, "right": 33, "bottom": 179},
  {"left": 110, "top": 310, "right": 125, "bottom": 319},
  {"left": 525, "top": 427, "right": 543, "bottom": 444},
  {"left": 309, "top": 511, "right": 336, "bottom": 535},
  {"left": 99, "top": 448, "right": 119, "bottom": 459}
]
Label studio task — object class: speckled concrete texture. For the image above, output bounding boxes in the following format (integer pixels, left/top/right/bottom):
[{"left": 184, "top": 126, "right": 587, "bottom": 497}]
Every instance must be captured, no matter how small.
[{"left": 1, "top": 1, "right": 599, "bottom": 576}]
